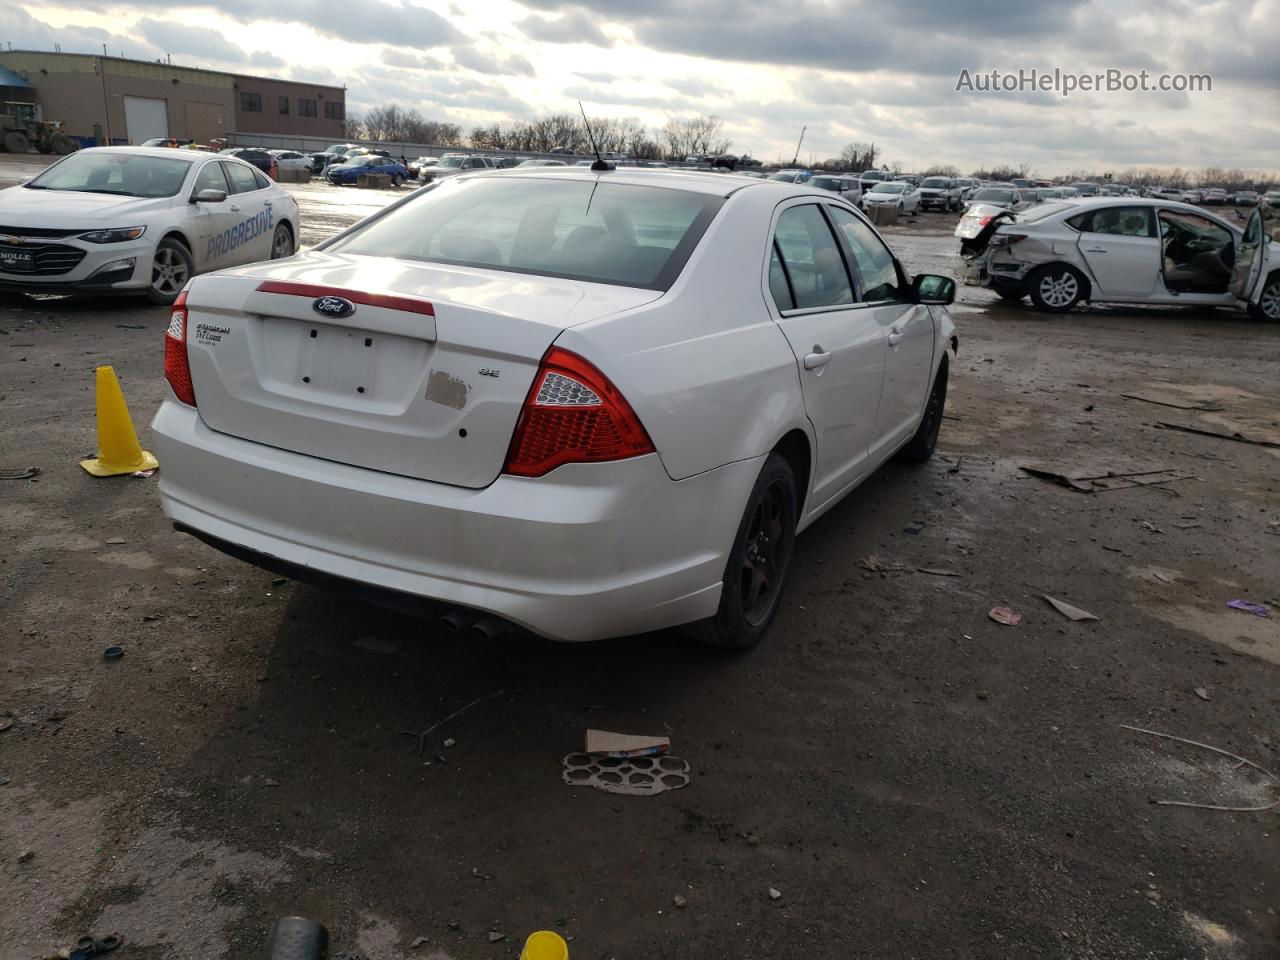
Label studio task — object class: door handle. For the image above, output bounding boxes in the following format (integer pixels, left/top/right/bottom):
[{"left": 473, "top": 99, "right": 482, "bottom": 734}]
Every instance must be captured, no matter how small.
[
  {"left": 229, "top": 205, "right": 241, "bottom": 212},
  {"left": 803, "top": 350, "right": 832, "bottom": 370},
  {"left": 1084, "top": 246, "right": 1107, "bottom": 253},
  {"left": 887, "top": 330, "right": 903, "bottom": 347}
]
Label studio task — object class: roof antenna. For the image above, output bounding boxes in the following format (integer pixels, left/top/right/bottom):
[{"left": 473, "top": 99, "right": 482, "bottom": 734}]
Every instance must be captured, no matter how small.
[{"left": 578, "top": 100, "right": 613, "bottom": 172}]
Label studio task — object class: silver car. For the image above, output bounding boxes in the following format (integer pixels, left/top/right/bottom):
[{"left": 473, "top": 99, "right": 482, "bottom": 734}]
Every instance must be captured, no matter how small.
[
  {"left": 958, "top": 197, "right": 1278, "bottom": 320},
  {"left": 808, "top": 174, "right": 862, "bottom": 203}
]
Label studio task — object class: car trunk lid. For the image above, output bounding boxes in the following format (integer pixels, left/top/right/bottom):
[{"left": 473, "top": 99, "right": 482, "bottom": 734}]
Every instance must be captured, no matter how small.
[{"left": 183, "top": 252, "right": 662, "bottom": 488}]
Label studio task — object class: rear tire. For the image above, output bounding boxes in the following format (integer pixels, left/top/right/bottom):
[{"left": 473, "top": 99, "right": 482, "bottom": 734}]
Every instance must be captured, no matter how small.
[
  {"left": 3, "top": 131, "right": 30, "bottom": 154},
  {"left": 898, "top": 360, "right": 948, "bottom": 463},
  {"left": 270, "top": 222, "right": 294, "bottom": 259},
  {"left": 391, "top": 173, "right": 404, "bottom": 187},
  {"left": 147, "top": 238, "right": 193, "bottom": 305},
  {"left": 1028, "top": 263, "right": 1086, "bottom": 312},
  {"left": 684, "top": 454, "right": 797, "bottom": 650}
]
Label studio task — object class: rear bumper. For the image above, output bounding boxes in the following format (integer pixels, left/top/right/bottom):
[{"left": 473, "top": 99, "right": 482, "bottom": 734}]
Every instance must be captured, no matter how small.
[{"left": 150, "top": 400, "right": 760, "bottom": 641}]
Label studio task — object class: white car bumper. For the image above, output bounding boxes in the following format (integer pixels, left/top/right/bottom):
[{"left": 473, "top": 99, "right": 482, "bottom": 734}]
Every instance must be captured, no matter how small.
[
  {"left": 0, "top": 235, "right": 153, "bottom": 292},
  {"left": 150, "top": 399, "right": 762, "bottom": 642}
]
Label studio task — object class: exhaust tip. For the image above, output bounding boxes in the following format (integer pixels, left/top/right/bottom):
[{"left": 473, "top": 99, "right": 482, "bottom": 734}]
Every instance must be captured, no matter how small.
[
  {"left": 439, "top": 607, "right": 477, "bottom": 632},
  {"left": 470, "top": 616, "right": 510, "bottom": 641}
]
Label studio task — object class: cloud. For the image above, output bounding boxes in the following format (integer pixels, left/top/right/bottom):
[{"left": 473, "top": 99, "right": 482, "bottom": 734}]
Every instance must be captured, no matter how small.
[
  {"left": 452, "top": 44, "right": 536, "bottom": 77},
  {"left": 0, "top": 5, "right": 158, "bottom": 61},
  {"left": 517, "top": 10, "right": 614, "bottom": 46},
  {"left": 382, "top": 48, "right": 448, "bottom": 70},
  {"left": 249, "top": 50, "right": 286, "bottom": 69},
  {"left": 137, "top": 17, "right": 247, "bottom": 63}
]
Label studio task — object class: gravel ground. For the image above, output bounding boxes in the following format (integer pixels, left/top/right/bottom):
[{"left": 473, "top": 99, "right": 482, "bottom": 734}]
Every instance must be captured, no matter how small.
[{"left": 1, "top": 158, "right": 1278, "bottom": 960}]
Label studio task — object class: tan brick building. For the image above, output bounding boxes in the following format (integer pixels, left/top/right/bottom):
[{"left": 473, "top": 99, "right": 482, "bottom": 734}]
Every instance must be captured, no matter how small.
[{"left": 0, "top": 51, "right": 344, "bottom": 145}]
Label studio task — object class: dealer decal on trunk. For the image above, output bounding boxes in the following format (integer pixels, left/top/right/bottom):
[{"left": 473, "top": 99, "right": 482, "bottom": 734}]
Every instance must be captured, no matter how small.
[{"left": 207, "top": 206, "right": 274, "bottom": 261}]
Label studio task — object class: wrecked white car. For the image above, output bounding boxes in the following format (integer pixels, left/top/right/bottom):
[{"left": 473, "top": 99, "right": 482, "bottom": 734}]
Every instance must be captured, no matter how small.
[{"left": 956, "top": 197, "right": 1279, "bottom": 320}]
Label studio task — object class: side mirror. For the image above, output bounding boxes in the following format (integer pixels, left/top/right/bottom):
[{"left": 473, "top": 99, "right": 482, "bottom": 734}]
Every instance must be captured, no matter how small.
[
  {"left": 912, "top": 273, "right": 956, "bottom": 305},
  {"left": 193, "top": 188, "right": 227, "bottom": 204}
]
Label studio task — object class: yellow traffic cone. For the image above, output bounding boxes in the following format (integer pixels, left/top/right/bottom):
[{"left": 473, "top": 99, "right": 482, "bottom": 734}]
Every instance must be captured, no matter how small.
[
  {"left": 520, "top": 931, "right": 568, "bottom": 960},
  {"left": 79, "top": 365, "right": 159, "bottom": 477}
]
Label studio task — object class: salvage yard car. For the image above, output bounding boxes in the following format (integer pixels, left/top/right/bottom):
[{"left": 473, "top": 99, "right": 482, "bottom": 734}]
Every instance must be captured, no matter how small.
[
  {"left": 151, "top": 168, "right": 958, "bottom": 647},
  {"left": 326, "top": 154, "right": 409, "bottom": 186},
  {"left": 808, "top": 174, "right": 861, "bottom": 202},
  {"left": 918, "top": 177, "right": 962, "bottom": 212},
  {"left": 957, "top": 197, "right": 1278, "bottom": 320},
  {"left": 861, "top": 180, "right": 921, "bottom": 215},
  {"left": 963, "top": 185, "right": 1034, "bottom": 213},
  {"left": 0, "top": 146, "right": 298, "bottom": 304}
]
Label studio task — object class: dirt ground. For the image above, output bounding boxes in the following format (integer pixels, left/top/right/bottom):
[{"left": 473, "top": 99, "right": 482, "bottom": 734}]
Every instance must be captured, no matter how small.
[{"left": 2, "top": 158, "right": 1279, "bottom": 960}]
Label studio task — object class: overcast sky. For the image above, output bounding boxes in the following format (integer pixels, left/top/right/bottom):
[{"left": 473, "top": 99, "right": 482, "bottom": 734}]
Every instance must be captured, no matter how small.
[{"left": 5, "top": 0, "right": 1278, "bottom": 174}]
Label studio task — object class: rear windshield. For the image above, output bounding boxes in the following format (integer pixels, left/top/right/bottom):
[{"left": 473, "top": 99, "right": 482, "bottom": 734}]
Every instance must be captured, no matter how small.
[
  {"left": 326, "top": 177, "right": 724, "bottom": 291},
  {"left": 26, "top": 152, "right": 192, "bottom": 198},
  {"left": 973, "top": 188, "right": 1015, "bottom": 203},
  {"left": 1017, "top": 201, "right": 1075, "bottom": 222}
]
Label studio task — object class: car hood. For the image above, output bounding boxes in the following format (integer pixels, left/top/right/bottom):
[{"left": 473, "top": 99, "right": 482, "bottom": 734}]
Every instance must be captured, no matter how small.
[
  {"left": 919, "top": 187, "right": 948, "bottom": 194},
  {"left": 0, "top": 186, "right": 174, "bottom": 225},
  {"left": 865, "top": 192, "right": 904, "bottom": 201}
]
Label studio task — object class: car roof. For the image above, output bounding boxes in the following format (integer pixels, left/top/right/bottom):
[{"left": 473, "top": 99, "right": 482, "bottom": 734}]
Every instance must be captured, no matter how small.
[
  {"left": 447, "top": 166, "right": 850, "bottom": 199},
  {"left": 82, "top": 146, "right": 203, "bottom": 161}
]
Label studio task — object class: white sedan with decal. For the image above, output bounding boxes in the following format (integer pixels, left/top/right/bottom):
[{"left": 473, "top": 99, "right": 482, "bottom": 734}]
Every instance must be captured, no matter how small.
[
  {"left": 152, "top": 168, "right": 956, "bottom": 647},
  {"left": 0, "top": 146, "right": 299, "bottom": 304}
]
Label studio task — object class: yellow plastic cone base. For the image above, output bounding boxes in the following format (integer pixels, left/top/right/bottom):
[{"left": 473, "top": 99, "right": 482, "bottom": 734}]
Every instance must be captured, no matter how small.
[
  {"left": 521, "top": 931, "right": 569, "bottom": 960},
  {"left": 79, "top": 365, "right": 160, "bottom": 477}
]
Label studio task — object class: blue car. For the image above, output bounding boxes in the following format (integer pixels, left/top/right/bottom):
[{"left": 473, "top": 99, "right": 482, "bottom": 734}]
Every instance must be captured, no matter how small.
[{"left": 326, "top": 155, "right": 408, "bottom": 186}]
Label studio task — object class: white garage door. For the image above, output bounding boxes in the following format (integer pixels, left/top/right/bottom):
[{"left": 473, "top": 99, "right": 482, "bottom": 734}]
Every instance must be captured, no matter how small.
[{"left": 124, "top": 96, "right": 169, "bottom": 143}]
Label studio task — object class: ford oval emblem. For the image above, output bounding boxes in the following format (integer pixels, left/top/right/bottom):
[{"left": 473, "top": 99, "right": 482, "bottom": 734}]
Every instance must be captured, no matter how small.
[{"left": 313, "top": 295, "right": 355, "bottom": 318}]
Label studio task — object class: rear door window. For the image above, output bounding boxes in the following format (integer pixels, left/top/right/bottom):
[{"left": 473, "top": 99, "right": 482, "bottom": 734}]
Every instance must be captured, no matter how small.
[
  {"left": 1073, "top": 207, "right": 1156, "bottom": 237},
  {"left": 772, "top": 205, "right": 854, "bottom": 309},
  {"left": 223, "top": 162, "right": 262, "bottom": 194},
  {"left": 769, "top": 242, "right": 794, "bottom": 311}
]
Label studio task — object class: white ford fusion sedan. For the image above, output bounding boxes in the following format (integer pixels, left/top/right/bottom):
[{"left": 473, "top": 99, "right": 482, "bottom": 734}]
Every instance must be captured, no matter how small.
[
  {"left": 0, "top": 147, "right": 299, "bottom": 304},
  {"left": 152, "top": 168, "right": 957, "bottom": 647}
]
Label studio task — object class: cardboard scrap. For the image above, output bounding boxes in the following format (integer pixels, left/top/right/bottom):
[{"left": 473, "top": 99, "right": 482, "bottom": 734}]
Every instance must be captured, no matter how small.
[
  {"left": 586, "top": 729, "right": 670, "bottom": 759},
  {"left": 1019, "top": 462, "right": 1192, "bottom": 493},
  {"left": 1043, "top": 594, "right": 1099, "bottom": 622}
]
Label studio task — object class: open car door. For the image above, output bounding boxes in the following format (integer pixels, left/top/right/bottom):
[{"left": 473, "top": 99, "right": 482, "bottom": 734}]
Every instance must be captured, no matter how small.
[{"left": 1228, "top": 208, "right": 1266, "bottom": 302}]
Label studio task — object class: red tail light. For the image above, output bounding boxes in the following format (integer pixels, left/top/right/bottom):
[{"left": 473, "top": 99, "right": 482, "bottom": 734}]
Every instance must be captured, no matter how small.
[
  {"left": 164, "top": 290, "right": 196, "bottom": 406},
  {"left": 503, "top": 347, "right": 654, "bottom": 478}
]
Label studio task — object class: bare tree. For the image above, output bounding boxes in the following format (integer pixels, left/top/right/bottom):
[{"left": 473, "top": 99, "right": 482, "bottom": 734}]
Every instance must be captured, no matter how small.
[
  {"left": 660, "top": 116, "right": 731, "bottom": 159},
  {"left": 343, "top": 112, "right": 364, "bottom": 140},
  {"left": 838, "top": 142, "right": 877, "bottom": 172}
]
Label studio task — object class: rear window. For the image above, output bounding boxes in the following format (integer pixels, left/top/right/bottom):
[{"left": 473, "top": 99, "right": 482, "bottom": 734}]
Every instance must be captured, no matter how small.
[
  {"left": 326, "top": 177, "right": 723, "bottom": 291},
  {"left": 1018, "top": 201, "right": 1075, "bottom": 223}
]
